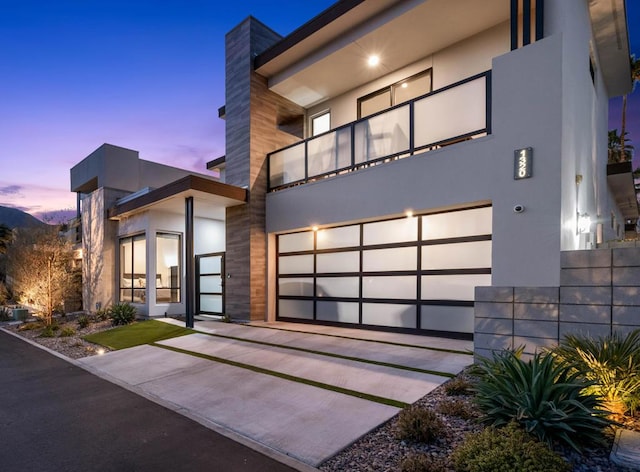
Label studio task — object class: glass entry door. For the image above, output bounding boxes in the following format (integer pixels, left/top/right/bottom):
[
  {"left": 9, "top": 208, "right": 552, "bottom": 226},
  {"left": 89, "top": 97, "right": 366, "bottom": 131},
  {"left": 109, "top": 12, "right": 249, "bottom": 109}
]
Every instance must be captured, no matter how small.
[{"left": 195, "top": 252, "right": 224, "bottom": 315}]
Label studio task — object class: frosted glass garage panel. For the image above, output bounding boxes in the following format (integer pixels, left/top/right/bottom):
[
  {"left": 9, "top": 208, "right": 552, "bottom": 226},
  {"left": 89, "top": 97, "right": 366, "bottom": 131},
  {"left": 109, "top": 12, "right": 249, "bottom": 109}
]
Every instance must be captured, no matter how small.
[
  {"left": 362, "top": 303, "right": 416, "bottom": 328},
  {"left": 316, "top": 225, "right": 359, "bottom": 250},
  {"left": 316, "top": 277, "right": 359, "bottom": 298},
  {"left": 279, "top": 299, "right": 314, "bottom": 319},
  {"left": 278, "top": 254, "right": 314, "bottom": 274},
  {"left": 422, "top": 207, "right": 492, "bottom": 240},
  {"left": 363, "top": 247, "right": 417, "bottom": 272},
  {"left": 200, "top": 294, "right": 222, "bottom": 313},
  {"left": 414, "top": 76, "right": 486, "bottom": 147},
  {"left": 316, "top": 251, "right": 359, "bottom": 273},
  {"left": 317, "top": 301, "right": 359, "bottom": 324},
  {"left": 421, "top": 274, "right": 492, "bottom": 300},
  {"left": 279, "top": 278, "right": 314, "bottom": 297},
  {"left": 363, "top": 218, "right": 417, "bottom": 245},
  {"left": 422, "top": 241, "right": 492, "bottom": 270},
  {"left": 362, "top": 276, "right": 416, "bottom": 299},
  {"left": 421, "top": 305, "right": 474, "bottom": 333},
  {"left": 279, "top": 232, "right": 314, "bottom": 253}
]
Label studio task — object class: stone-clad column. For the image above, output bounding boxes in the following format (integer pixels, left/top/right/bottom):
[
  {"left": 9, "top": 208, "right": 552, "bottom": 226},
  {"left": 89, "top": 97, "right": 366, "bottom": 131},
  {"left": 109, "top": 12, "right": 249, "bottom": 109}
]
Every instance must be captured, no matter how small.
[{"left": 224, "top": 17, "right": 304, "bottom": 320}]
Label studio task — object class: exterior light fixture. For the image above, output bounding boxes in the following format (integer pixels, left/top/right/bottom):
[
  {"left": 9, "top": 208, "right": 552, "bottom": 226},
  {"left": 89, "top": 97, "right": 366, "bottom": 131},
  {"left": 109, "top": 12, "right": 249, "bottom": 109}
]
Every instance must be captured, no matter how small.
[
  {"left": 401, "top": 83, "right": 408, "bottom": 88},
  {"left": 577, "top": 212, "right": 591, "bottom": 234},
  {"left": 367, "top": 55, "right": 380, "bottom": 67},
  {"left": 405, "top": 210, "right": 413, "bottom": 218},
  {"left": 97, "top": 348, "right": 106, "bottom": 355},
  {"left": 312, "top": 225, "right": 319, "bottom": 232}
]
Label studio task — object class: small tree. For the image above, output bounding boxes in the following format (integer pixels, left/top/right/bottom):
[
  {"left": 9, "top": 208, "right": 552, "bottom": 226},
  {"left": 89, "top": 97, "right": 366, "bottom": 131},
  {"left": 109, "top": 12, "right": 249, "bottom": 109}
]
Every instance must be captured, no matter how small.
[
  {"left": 4, "top": 226, "right": 78, "bottom": 325},
  {"left": 0, "top": 223, "right": 12, "bottom": 255}
]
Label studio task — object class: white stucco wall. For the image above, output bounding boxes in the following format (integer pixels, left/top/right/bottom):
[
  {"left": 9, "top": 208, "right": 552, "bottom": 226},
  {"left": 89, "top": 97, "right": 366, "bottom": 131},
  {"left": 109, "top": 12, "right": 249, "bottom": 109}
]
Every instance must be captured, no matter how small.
[
  {"left": 307, "top": 21, "right": 510, "bottom": 132},
  {"left": 267, "top": 34, "right": 565, "bottom": 287}
]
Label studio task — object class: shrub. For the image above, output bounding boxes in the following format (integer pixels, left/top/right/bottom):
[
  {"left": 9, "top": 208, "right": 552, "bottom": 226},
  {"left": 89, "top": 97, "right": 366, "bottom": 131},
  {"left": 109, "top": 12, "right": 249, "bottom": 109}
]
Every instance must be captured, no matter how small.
[
  {"left": 471, "top": 349, "right": 611, "bottom": 452},
  {"left": 109, "top": 303, "right": 137, "bottom": 326},
  {"left": 443, "top": 376, "right": 472, "bottom": 396},
  {"left": 551, "top": 329, "right": 640, "bottom": 416},
  {"left": 59, "top": 326, "right": 76, "bottom": 337},
  {"left": 400, "top": 453, "right": 449, "bottom": 472},
  {"left": 77, "top": 315, "right": 90, "bottom": 329},
  {"left": 40, "top": 325, "right": 55, "bottom": 337},
  {"left": 0, "top": 306, "right": 11, "bottom": 322},
  {"left": 452, "top": 422, "right": 571, "bottom": 472},
  {"left": 437, "top": 398, "right": 476, "bottom": 420},
  {"left": 395, "top": 405, "right": 445, "bottom": 443},
  {"left": 95, "top": 307, "right": 110, "bottom": 321}
]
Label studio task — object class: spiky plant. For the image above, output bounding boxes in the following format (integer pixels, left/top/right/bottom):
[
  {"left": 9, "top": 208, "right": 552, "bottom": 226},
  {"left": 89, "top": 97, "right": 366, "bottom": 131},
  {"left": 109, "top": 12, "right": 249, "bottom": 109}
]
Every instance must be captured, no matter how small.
[
  {"left": 471, "top": 349, "right": 611, "bottom": 452},
  {"left": 551, "top": 329, "right": 640, "bottom": 416}
]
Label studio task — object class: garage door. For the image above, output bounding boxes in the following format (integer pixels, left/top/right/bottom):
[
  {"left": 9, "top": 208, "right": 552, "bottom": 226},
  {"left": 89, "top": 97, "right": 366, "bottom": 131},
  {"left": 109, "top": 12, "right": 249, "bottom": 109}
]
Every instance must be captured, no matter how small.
[{"left": 276, "top": 205, "right": 492, "bottom": 338}]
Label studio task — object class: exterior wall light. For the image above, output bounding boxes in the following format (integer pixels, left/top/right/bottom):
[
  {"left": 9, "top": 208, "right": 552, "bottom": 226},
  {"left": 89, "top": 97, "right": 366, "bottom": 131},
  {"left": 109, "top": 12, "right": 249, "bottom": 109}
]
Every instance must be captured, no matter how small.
[{"left": 577, "top": 212, "right": 591, "bottom": 234}]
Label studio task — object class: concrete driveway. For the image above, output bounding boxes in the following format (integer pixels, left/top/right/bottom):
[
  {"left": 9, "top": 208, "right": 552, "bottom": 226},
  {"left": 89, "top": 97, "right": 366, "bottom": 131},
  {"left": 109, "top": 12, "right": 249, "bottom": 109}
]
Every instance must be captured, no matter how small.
[{"left": 78, "top": 320, "right": 473, "bottom": 468}]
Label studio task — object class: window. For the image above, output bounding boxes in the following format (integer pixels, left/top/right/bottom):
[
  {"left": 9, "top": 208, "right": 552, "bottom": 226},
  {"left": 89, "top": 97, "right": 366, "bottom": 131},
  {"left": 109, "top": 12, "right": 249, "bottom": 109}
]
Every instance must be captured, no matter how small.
[
  {"left": 311, "top": 111, "right": 331, "bottom": 137},
  {"left": 119, "top": 234, "right": 146, "bottom": 303},
  {"left": 156, "top": 233, "right": 181, "bottom": 303},
  {"left": 358, "top": 69, "right": 432, "bottom": 118}
]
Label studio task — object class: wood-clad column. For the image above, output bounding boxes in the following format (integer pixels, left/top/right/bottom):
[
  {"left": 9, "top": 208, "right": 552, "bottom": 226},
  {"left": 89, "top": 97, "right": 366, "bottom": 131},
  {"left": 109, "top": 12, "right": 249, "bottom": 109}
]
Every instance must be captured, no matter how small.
[{"left": 224, "top": 18, "right": 304, "bottom": 321}]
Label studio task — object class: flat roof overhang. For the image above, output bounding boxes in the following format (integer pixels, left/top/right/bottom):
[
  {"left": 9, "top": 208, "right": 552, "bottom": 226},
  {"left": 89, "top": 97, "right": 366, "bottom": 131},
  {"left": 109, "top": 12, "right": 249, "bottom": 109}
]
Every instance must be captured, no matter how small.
[
  {"left": 588, "top": 0, "right": 632, "bottom": 97},
  {"left": 607, "top": 161, "right": 639, "bottom": 220},
  {"left": 108, "top": 175, "right": 247, "bottom": 221},
  {"left": 254, "top": 0, "right": 510, "bottom": 108}
]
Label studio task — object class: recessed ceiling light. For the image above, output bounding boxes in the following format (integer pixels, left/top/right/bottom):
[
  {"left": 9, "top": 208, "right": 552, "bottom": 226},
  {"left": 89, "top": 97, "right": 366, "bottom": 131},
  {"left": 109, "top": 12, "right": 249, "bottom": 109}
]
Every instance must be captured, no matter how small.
[
  {"left": 401, "top": 83, "right": 408, "bottom": 88},
  {"left": 368, "top": 55, "right": 380, "bottom": 67}
]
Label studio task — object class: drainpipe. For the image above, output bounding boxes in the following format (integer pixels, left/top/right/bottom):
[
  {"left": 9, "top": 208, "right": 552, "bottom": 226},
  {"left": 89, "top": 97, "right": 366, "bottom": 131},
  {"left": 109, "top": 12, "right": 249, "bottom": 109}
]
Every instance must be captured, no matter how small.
[{"left": 185, "top": 196, "right": 194, "bottom": 328}]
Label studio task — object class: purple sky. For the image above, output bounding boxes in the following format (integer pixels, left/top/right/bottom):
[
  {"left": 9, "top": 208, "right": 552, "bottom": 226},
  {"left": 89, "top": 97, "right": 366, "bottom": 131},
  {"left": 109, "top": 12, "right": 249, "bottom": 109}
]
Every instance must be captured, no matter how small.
[{"left": 1, "top": 1, "right": 639, "bottom": 222}]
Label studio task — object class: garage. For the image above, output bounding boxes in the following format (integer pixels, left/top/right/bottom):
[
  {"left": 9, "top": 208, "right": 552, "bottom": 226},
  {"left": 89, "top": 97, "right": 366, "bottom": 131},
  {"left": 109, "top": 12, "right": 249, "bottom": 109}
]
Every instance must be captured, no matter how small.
[{"left": 276, "top": 205, "right": 492, "bottom": 338}]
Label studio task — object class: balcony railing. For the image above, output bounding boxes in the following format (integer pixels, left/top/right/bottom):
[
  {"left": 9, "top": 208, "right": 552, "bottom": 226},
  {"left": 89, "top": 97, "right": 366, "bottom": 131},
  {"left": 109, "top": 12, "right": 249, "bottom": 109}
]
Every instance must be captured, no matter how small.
[{"left": 268, "top": 71, "right": 491, "bottom": 191}]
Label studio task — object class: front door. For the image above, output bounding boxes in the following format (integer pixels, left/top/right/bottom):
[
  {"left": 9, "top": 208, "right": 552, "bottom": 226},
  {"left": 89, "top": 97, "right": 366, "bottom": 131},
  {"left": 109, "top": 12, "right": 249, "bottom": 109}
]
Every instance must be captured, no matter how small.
[{"left": 195, "top": 252, "right": 224, "bottom": 315}]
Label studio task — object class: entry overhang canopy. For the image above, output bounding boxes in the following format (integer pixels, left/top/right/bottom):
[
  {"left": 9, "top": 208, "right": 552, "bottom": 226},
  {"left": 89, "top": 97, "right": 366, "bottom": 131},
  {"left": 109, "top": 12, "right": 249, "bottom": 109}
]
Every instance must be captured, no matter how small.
[{"left": 108, "top": 175, "right": 247, "bottom": 220}]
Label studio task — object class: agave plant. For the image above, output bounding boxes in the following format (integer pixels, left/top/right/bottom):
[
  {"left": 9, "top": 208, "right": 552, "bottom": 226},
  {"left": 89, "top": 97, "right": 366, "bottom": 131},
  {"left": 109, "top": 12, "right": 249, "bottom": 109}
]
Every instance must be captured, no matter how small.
[
  {"left": 471, "top": 349, "right": 611, "bottom": 452},
  {"left": 552, "top": 329, "right": 640, "bottom": 416}
]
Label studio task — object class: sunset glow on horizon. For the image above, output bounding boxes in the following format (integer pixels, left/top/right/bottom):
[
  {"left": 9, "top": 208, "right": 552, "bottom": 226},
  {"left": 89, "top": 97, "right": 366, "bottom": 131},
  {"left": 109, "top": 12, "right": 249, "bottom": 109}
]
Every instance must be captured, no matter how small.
[{"left": 1, "top": 1, "right": 639, "bottom": 223}]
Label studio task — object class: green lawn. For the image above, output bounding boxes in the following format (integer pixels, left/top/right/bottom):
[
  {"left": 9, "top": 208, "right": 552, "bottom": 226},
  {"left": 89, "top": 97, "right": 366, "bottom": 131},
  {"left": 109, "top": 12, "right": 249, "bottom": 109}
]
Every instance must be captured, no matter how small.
[{"left": 83, "top": 320, "right": 195, "bottom": 350}]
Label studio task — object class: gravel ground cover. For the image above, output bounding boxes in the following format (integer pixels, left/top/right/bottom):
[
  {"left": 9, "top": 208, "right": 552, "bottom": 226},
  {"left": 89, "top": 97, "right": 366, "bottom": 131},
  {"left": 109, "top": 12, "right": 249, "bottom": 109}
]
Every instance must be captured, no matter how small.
[{"left": 3, "top": 315, "right": 639, "bottom": 471}]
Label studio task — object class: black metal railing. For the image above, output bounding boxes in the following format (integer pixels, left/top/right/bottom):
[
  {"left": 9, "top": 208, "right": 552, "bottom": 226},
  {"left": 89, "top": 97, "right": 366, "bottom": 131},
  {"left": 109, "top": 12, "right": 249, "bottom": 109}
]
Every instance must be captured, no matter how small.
[{"left": 267, "top": 71, "right": 492, "bottom": 191}]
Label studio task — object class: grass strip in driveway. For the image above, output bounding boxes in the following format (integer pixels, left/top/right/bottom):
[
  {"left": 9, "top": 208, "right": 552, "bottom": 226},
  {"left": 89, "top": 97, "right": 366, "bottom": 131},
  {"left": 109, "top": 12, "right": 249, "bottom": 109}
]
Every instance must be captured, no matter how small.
[
  {"left": 84, "top": 320, "right": 196, "bottom": 350},
  {"left": 245, "top": 324, "right": 472, "bottom": 356},
  {"left": 199, "top": 331, "right": 456, "bottom": 379},
  {"left": 153, "top": 342, "right": 409, "bottom": 409}
]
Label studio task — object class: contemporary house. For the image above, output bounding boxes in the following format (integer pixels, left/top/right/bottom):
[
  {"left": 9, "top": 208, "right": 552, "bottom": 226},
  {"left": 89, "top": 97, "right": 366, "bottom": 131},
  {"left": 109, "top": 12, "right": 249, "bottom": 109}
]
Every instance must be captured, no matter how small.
[{"left": 71, "top": 0, "right": 639, "bottom": 354}]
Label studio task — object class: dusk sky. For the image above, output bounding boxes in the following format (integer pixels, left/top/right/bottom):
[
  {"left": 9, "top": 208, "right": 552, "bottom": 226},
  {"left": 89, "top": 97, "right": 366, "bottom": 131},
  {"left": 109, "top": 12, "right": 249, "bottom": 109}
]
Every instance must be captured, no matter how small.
[{"left": 1, "top": 1, "right": 639, "bottom": 222}]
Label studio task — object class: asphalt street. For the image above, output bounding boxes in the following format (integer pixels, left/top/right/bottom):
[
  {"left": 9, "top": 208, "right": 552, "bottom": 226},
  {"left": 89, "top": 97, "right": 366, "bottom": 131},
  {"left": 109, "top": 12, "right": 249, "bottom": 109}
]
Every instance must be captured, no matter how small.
[{"left": 0, "top": 330, "right": 297, "bottom": 472}]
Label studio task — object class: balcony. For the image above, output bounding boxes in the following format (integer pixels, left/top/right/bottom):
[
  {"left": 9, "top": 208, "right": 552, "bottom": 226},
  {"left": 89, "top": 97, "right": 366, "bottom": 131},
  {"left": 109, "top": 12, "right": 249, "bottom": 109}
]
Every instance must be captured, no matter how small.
[{"left": 268, "top": 71, "right": 491, "bottom": 192}]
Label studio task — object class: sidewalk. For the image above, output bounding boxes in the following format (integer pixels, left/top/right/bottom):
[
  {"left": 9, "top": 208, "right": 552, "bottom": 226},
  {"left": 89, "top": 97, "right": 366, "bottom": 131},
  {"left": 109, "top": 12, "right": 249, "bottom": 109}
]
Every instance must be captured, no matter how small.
[{"left": 78, "top": 320, "right": 473, "bottom": 468}]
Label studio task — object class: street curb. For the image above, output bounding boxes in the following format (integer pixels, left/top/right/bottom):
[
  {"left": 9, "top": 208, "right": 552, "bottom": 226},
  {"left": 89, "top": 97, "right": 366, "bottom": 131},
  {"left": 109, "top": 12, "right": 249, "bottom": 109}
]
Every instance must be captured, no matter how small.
[{"left": 0, "top": 327, "right": 320, "bottom": 472}]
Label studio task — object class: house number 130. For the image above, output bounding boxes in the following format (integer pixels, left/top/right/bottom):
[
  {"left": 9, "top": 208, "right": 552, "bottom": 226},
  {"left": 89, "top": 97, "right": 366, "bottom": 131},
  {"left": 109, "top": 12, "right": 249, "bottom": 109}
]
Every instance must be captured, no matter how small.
[{"left": 514, "top": 147, "right": 532, "bottom": 180}]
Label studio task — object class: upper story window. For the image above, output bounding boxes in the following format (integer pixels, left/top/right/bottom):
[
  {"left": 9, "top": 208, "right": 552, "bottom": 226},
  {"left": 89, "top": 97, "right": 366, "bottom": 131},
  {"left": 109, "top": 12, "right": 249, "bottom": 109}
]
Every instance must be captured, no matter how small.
[
  {"left": 311, "top": 110, "right": 331, "bottom": 136},
  {"left": 358, "top": 69, "right": 432, "bottom": 119}
]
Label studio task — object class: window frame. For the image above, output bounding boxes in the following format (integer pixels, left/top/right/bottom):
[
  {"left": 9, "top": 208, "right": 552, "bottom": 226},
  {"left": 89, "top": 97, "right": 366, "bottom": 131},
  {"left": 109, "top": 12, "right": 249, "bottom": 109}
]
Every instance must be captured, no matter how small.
[
  {"left": 310, "top": 110, "right": 331, "bottom": 137},
  {"left": 357, "top": 68, "right": 433, "bottom": 119},
  {"left": 119, "top": 233, "right": 147, "bottom": 304},
  {"left": 155, "top": 232, "right": 182, "bottom": 303}
]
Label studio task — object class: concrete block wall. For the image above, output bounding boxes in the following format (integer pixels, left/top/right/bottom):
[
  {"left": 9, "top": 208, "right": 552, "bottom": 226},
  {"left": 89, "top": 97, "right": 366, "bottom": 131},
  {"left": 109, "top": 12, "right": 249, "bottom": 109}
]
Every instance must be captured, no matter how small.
[{"left": 475, "top": 248, "right": 640, "bottom": 358}]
